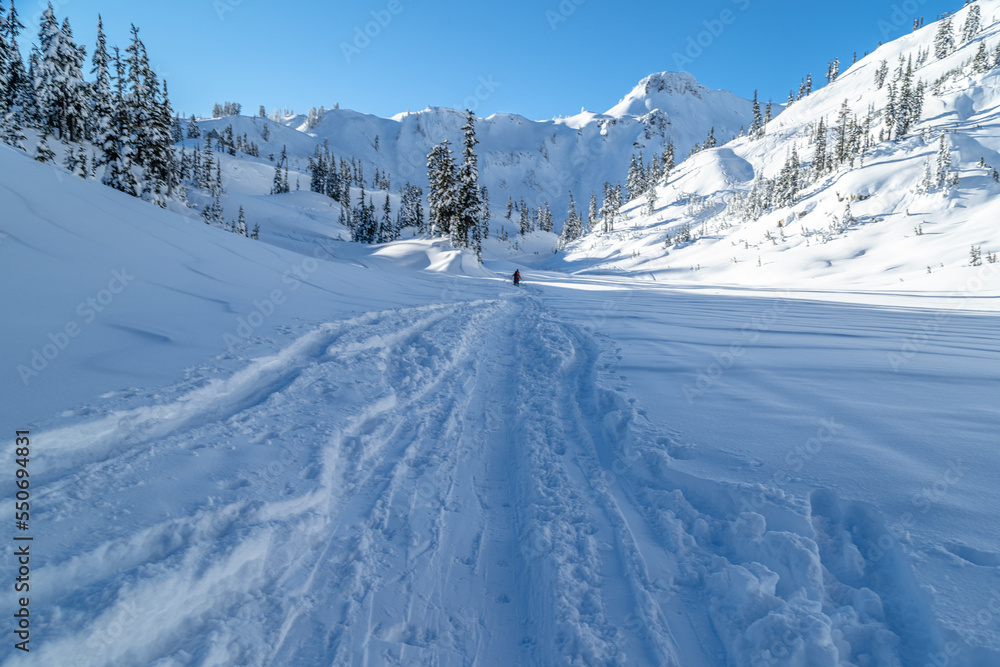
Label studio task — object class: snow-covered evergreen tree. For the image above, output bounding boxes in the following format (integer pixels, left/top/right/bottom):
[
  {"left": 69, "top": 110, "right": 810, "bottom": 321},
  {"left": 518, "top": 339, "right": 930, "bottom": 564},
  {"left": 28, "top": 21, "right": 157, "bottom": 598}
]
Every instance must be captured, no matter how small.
[
  {"left": 399, "top": 183, "right": 425, "bottom": 233},
  {"left": 662, "top": 141, "right": 675, "bottom": 178},
  {"left": 587, "top": 193, "right": 597, "bottom": 232},
  {"left": 479, "top": 184, "right": 490, "bottom": 241},
  {"left": 875, "top": 60, "right": 889, "bottom": 89},
  {"left": 936, "top": 133, "right": 953, "bottom": 189},
  {"left": 33, "top": 7, "right": 87, "bottom": 142},
  {"left": 235, "top": 206, "right": 248, "bottom": 237},
  {"left": 88, "top": 15, "right": 113, "bottom": 153},
  {"left": 826, "top": 57, "right": 840, "bottom": 84},
  {"left": 961, "top": 4, "right": 981, "bottom": 42},
  {"left": 518, "top": 198, "right": 531, "bottom": 235},
  {"left": 813, "top": 117, "right": 827, "bottom": 179},
  {"left": 558, "top": 191, "right": 583, "bottom": 248},
  {"left": 934, "top": 13, "right": 955, "bottom": 59},
  {"left": 626, "top": 153, "right": 645, "bottom": 200},
  {"left": 2, "top": 0, "right": 29, "bottom": 118},
  {"left": 749, "top": 90, "right": 762, "bottom": 138},
  {"left": 34, "top": 128, "right": 55, "bottom": 165},
  {"left": 426, "top": 140, "right": 457, "bottom": 237},
  {"left": 455, "top": 110, "right": 483, "bottom": 258},
  {"left": 972, "top": 42, "right": 990, "bottom": 73}
]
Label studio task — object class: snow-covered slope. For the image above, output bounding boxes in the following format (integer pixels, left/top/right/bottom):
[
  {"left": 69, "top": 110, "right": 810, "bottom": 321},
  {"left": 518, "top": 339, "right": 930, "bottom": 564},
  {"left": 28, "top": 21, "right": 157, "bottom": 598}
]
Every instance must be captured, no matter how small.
[
  {"left": 3, "top": 4, "right": 1000, "bottom": 666},
  {"left": 193, "top": 71, "right": 753, "bottom": 220},
  {"left": 3, "top": 133, "right": 1000, "bottom": 665},
  {"left": 556, "top": 1, "right": 1000, "bottom": 296}
]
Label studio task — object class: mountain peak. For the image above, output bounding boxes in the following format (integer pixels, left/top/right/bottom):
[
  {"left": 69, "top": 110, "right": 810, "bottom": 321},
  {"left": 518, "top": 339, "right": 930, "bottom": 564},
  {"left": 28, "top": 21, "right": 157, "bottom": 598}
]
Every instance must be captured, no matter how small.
[{"left": 604, "top": 71, "right": 747, "bottom": 119}]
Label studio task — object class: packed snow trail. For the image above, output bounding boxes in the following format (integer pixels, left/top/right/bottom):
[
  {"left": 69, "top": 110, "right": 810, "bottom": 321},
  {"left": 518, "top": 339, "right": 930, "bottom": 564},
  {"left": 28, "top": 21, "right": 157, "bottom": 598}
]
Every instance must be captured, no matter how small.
[{"left": 5, "top": 289, "right": 998, "bottom": 666}]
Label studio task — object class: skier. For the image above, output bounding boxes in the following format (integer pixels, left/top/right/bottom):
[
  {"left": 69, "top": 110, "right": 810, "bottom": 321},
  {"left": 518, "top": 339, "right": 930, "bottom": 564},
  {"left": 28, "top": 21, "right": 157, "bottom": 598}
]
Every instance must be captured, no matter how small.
[{"left": 513, "top": 269, "right": 521, "bottom": 287}]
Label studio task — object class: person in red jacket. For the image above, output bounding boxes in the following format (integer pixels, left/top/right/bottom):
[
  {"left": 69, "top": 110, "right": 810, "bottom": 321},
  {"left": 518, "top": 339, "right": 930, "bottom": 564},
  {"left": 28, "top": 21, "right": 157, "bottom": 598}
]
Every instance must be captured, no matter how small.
[{"left": 513, "top": 270, "right": 521, "bottom": 286}]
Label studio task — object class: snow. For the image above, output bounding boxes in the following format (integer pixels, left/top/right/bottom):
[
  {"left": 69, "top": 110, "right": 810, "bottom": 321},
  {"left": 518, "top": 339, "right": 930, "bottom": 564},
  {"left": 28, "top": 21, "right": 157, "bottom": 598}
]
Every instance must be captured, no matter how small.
[
  {"left": 191, "top": 70, "right": 753, "bottom": 228},
  {"left": 556, "top": 1, "right": 1000, "bottom": 296},
  {"left": 2, "top": 3, "right": 1000, "bottom": 665}
]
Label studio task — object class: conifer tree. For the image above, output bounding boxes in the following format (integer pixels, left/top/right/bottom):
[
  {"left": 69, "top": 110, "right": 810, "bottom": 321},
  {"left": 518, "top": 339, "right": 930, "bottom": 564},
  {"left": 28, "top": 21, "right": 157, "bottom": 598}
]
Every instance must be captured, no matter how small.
[
  {"left": 381, "top": 192, "right": 393, "bottom": 242},
  {"left": 271, "top": 145, "right": 289, "bottom": 194},
  {"left": 426, "top": 140, "right": 457, "bottom": 237},
  {"left": 972, "top": 42, "right": 989, "bottom": 73},
  {"left": 813, "top": 117, "right": 827, "bottom": 179},
  {"left": 644, "top": 181, "right": 657, "bottom": 216},
  {"left": 936, "top": 133, "right": 952, "bottom": 188},
  {"left": 587, "top": 193, "right": 597, "bottom": 232},
  {"left": 90, "top": 15, "right": 112, "bottom": 151},
  {"left": 662, "top": 141, "right": 675, "bottom": 178},
  {"left": 600, "top": 182, "right": 614, "bottom": 233},
  {"left": 935, "top": 14, "right": 955, "bottom": 59},
  {"left": 826, "top": 57, "right": 840, "bottom": 84},
  {"left": 479, "top": 185, "right": 490, "bottom": 241},
  {"left": 875, "top": 60, "right": 889, "bottom": 89},
  {"left": 749, "top": 90, "right": 762, "bottom": 138},
  {"left": 33, "top": 126, "right": 53, "bottom": 162},
  {"left": 34, "top": 8, "right": 87, "bottom": 141},
  {"left": 3, "top": 0, "right": 29, "bottom": 114},
  {"left": 455, "top": 110, "right": 482, "bottom": 258},
  {"left": 626, "top": 153, "right": 645, "bottom": 200},
  {"left": 961, "top": 4, "right": 981, "bottom": 42},
  {"left": 518, "top": 199, "right": 531, "bottom": 235},
  {"left": 0, "top": 5, "right": 8, "bottom": 113},
  {"left": 559, "top": 191, "right": 583, "bottom": 248},
  {"left": 235, "top": 206, "right": 248, "bottom": 237}
]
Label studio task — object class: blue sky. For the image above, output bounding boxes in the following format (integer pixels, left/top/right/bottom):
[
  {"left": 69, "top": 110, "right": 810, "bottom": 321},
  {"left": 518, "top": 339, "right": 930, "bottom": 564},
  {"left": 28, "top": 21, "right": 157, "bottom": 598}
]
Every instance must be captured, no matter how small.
[{"left": 19, "top": 0, "right": 960, "bottom": 119}]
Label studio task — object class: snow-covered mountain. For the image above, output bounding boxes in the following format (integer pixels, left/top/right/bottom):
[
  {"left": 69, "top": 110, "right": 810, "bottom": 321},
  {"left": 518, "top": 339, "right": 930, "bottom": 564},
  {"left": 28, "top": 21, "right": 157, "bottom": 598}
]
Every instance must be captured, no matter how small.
[
  {"left": 4, "top": 2, "right": 1000, "bottom": 665},
  {"left": 194, "top": 71, "right": 754, "bottom": 218},
  {"left": 556, "top": 2, "right": 1000, "bottom": 293}
]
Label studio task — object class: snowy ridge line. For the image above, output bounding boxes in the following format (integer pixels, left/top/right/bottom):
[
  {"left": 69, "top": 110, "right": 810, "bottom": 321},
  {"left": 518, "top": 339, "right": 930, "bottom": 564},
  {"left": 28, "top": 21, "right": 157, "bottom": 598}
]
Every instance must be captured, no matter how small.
[{"left": 11, "top": 300, "right": 494, "bottom": 478}]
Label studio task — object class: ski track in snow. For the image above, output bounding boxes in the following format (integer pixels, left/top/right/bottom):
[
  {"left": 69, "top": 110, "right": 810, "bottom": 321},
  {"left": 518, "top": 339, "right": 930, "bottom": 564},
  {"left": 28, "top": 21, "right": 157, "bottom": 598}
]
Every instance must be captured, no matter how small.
[{"left": 7, "top": 292, "right": 998, "bottom": 667}]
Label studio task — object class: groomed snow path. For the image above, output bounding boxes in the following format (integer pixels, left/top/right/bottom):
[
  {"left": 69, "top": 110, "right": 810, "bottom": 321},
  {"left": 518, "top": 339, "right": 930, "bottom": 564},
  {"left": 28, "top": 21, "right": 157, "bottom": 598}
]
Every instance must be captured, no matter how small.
[{"left": 10, "top": 290, "right": 997, "bottom": 667}]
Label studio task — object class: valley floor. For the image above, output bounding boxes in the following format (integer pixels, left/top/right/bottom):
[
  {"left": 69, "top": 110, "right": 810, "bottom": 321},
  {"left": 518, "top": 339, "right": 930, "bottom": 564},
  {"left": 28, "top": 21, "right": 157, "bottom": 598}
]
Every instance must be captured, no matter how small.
[{"left": 5, "top": 268, "right": 999, "bottom": 667}]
